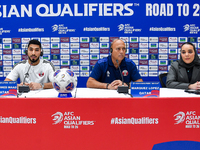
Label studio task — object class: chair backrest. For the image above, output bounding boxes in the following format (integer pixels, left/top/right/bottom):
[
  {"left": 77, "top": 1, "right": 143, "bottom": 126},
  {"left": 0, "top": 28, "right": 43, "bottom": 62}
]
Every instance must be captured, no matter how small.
[{"left": 159, "top": 73, "right": 168, "bottom": 88}]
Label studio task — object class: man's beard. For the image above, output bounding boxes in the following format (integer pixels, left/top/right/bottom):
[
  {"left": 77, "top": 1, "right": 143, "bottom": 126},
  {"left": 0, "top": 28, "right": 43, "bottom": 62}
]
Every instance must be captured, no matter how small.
[{"left": 28, "top": 55, "right": 40, "bottom": 63}]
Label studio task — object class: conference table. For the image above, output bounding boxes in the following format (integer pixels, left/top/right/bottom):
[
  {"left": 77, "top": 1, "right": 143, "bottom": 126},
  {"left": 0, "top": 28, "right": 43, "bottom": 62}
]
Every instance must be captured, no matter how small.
[
  {"left": 0, "top": 88, "right": 200, "bottom": 150},
  {"left": 17, "top": 87, "right": 200, "bottom": 98}
]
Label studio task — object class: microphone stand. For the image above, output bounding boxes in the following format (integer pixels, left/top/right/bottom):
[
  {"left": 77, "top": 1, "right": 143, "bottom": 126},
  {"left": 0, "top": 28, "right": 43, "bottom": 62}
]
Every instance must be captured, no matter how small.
[
  {"left": 18, "top": 62, "right": 32, "bottom": 93},
  {"left": 116, "top": 60, "right": 129, "bottom": 93}
]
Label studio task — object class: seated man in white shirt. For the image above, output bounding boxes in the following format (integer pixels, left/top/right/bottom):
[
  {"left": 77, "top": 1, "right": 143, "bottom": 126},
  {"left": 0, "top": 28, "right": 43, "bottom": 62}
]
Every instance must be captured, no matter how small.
[{"left": 4, "top": 40, "right": 55, "bottom": 90}]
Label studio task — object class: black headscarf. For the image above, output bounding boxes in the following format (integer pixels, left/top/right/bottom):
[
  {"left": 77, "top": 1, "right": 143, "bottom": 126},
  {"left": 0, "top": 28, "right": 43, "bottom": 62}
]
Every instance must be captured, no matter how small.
[{"left": 178, "top": 42, "right": 200, "bottom": 69}]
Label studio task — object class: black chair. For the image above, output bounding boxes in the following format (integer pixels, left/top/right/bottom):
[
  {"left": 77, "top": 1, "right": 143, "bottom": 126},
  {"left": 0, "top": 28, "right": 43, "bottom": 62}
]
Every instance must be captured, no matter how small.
[{"left": 159, "top": 73, "right": 168, "bottom": 88}]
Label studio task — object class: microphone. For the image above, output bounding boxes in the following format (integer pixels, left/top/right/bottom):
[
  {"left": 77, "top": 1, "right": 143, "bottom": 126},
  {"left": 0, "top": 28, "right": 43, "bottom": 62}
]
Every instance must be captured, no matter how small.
[
  {"left": 18, "top": 62, "right": 32, "bottom": 93},
  {"left": 116, "top": 59, "right": 129, "bottom": 93}
]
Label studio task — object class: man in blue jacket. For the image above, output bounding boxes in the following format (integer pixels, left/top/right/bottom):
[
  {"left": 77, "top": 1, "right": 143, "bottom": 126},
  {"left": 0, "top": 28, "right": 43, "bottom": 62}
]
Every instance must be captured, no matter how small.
[{"left": 86, "top": 39, "right": 143, "bottom": 90}]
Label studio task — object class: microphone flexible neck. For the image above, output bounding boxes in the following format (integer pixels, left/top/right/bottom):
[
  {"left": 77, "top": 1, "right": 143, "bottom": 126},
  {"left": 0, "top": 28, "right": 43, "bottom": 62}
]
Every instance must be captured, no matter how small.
[
  {"left": 116, "top": 60, "right": 124, "bottom": 85},
  {"left": 23, "top": 62, "right": 32, "bottom": 85}
]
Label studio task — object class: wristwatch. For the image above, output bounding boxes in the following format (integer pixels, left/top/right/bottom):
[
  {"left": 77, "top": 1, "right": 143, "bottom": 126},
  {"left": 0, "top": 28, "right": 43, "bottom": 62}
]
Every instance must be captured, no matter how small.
[
  {"left": 106, "top": 83, "right": 109, "bottom": 89},
  {"left": 40, "top": 83, "right": 44, "bottom": 89}
]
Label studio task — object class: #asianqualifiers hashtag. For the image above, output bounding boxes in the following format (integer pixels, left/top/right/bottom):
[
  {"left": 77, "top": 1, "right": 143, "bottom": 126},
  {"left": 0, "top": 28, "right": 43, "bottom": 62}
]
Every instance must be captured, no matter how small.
[
  {"left": 0, "top": 116, "right": 36, "bottom": 124},
  {"left": 111, "top": 117, "right": 159, "bottom": 125}
]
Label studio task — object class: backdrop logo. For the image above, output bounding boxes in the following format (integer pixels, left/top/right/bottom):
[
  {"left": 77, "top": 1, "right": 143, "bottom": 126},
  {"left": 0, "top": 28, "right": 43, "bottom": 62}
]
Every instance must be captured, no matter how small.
[
  {"left": 90, "top": 60, "right": 98, "bottom": 65},
  {"left": 184, "top": 24, "right": 190, "bottom": 31},
  {"left": 52, "top": 24, "right": 75, "bottom": 34},
  {"left": 183, "top": 24, "right": 200, "bottom": 34},
  {"left": 0, "top": 28, "right": 10, "bottom": 35},
  {"left": 118, "top": 24, "right": 124, "bottom": 31},
  {"left": 52, "top": 112, "right": 63, "bottom": 125},
  {"left": 174, "top": 111, "right": 185, "bottom": 124},
  {"left": 140, "top": 72, "right": 148, "bottom": 77},
  {"left": 60, "top": 37, "right": 69, "bottom": 42},
  {"left": 149, "top": 66, "right": 158, "bottom": 70},
  {"left": 52, "top": 24, "right": 58, "bottom": 32},
  {"left": 118, "top": 24, "right": 141, "bottom": 34},
  {"left": 12, "top": 38, "right": 21, "bottom": 43}
]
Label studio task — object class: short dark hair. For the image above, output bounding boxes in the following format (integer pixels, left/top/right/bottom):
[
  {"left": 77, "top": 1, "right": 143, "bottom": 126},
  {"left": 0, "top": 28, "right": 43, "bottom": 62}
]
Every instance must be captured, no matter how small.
[
  {"left": 181, "top": 42, "right": 196, "bottom": 51},
  {"left": 28, "top": 40, "right": 41, "bottom": 49}
]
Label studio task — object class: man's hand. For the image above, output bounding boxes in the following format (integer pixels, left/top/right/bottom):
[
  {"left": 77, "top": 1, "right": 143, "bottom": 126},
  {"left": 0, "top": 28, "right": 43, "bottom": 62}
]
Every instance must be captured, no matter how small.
[
  {"left": 109, "top": 80, "right": 122, "bottom": 89},
  {"left": 108, "top": 80, "right": 129, "bottom": 90},
  {"left": 29, "top": 82, "right": 42, "bottom": 90}
]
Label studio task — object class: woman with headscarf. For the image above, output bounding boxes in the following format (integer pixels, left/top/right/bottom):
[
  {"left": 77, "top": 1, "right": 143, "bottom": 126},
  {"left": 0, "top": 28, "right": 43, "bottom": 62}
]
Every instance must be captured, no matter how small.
[{"left": 166, "top": 42, "right": 200, "bottom": 89}]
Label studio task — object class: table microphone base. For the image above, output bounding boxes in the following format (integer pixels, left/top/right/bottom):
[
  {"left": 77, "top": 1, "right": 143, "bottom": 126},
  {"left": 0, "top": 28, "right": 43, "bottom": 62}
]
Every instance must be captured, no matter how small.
[
  {"left": 19, "top": 85, "right": 30, "bottom": 93},
  {"left": 117, "top": 86, "right": 129, "bottom": 93}
]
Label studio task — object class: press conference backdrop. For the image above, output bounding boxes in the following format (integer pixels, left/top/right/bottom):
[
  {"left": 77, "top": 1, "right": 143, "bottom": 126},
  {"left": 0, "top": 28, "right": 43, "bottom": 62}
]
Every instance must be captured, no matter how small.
[{"left": 0, "top": 0, "right": 200, "bottom": 87}]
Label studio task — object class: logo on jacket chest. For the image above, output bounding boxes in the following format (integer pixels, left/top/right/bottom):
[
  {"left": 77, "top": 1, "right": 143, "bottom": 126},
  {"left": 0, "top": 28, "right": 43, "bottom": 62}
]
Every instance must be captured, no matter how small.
[
  {"left": 39, "top": 72, "right": 44, "bottom": 77},
  {"left": 122, "top": 70, "right": 128, "bottom": 76},
  {"left": 107, "top": 71, "right": 110, "bottom": 77}
]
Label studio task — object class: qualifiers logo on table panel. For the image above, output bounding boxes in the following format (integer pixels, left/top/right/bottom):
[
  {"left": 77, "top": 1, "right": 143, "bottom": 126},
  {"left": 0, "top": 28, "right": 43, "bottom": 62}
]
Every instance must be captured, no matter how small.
[
  {"left": 52, "top": 111, "right": 95, "bottom": 129},
  {"left": 174, "top": 111, "right": 200, "bottom": 128}
]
